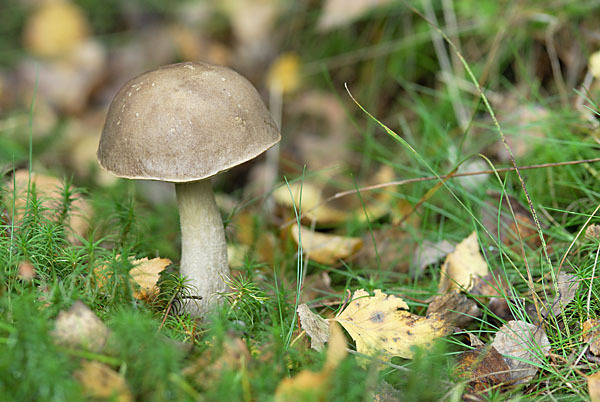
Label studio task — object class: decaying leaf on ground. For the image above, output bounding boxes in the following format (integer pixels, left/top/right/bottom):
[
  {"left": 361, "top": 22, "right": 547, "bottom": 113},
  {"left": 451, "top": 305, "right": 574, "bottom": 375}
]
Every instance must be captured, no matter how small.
[
  {"left": 491, "top": 320, "right": 551, "bottom": 384},
  {"left": 454, "top": 344, "right": 511, "bottom": 393},
  {"left": 542, "top": 272, "right": 580, "bottom": 319},
  {"left": 74, "top": 360, "right": 132, "bottom": 402},
  {"left": 583, "top": 319, "right": 600, "bottom": 356},
  {"left": 52, "top": 301, "right": 111, "bottom": 352},
  {"left": 318, "top": 0, "right": 392, "bottom": 31},
  {"left": 334, "top": 289, "right": 453, "bottom": 361},
  {"left": 426, "top": 291, "right": 480, "bottom": 327},
  {"left": 412, "top": 239, "right": 455, "bottom": 273},
  {"left": 291, "top": 225, "right": 363, "bottom": 265},
  {"left": 275, "top": 322, "right": 347, "bottom": 401},
  {"left": 297, "top": 304, "right": 330, "bottom": 351},
  {"left": 438, "top": 232, "right": 489, "bottom": 293}
]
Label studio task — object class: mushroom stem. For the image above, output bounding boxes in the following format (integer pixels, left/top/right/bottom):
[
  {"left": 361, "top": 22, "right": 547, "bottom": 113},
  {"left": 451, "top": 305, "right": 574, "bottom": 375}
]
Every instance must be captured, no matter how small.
[{"left": 176, "top": 179, "right": 229, "bottom": 316}]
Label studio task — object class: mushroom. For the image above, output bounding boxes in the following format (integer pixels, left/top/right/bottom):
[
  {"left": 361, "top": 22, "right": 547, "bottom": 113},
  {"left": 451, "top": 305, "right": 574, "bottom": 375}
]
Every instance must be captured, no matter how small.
[{"left": 97, "top": 62, "right": 280, "bottom": 316}]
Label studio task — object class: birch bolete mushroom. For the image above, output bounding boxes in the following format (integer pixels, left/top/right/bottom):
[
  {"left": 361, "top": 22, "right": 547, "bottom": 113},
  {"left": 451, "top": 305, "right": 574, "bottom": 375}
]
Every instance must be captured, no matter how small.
[{"left": 97, "top": 61, "right": 280, "bottom": 316}]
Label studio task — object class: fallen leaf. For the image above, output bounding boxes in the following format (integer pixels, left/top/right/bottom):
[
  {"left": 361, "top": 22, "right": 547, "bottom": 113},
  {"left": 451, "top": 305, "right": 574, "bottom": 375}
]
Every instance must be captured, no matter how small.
[
  {"left": 590, "top": 51, "right": 600, "bottom": 79},
  {"left": 589, "top": 371, "right": 600, "bottom": 402},
  {"left": 291, "top": 225, "right": 363, "bottom": 265},
  {"left": 297, "top": 304, "right": 330, "bottom": 351},
  {"left": 426, "top": 291, "right": 480, "bottom": 328},
  {"left": 438, "top": 232, "right": 489, "bottom": 293},
  {"left": 7, "top": 170, "right": 92, "bottom": 243},
  {"left": 129, "top": 257, "right": 172, "bottom": 301},
  {"left": 52, "top": 301, "right": 111, "bottom": 352},
  {"left": 454, "top": 344, "right": 511, "bottom": 393},
  {"left": 17, "top": 260, "right": 36, "bottom": 280},
  {"left": 273, "top": 181, "right": 348, "bottom": 225},
  {"left": 491, "top": 320, "right": 550, "bottom": 384},
  {"left": 267, "top": 53, "right": 301, "bottom": 94},
  {"left": 586, "top": 224, "right": 600, "bottom": 239},
  {"left": 183, "top": 336, "right": 251, "bottom": 384},
  {"left": 412, "top": 239, "right": 455, "bottom": 273},
  {"left": 334, "top": 289, "right": 452, "bottom": 361},
  {"left": 23, "top": 0, "right": 90, "bottom": 58},
  {"left": 74, "top": 361, "right": 132, "bottom": 402},
  {"left": 583, "top": 319, "right": 600, "bottom": 356},
  {"left": 275, "top": 322, "right": 347, "bottom": 401},
  {"left": 372, "top": 380, "right": 402, "bottom": 401},
  {"left": 299, "top": 272, "right": 338, "bottom": 305},
  {"left": 543, "top": 272, "right": 579, "bottom": 318},
  {"left": 318, "top": 0, "right": 392, "bottom": 31}
]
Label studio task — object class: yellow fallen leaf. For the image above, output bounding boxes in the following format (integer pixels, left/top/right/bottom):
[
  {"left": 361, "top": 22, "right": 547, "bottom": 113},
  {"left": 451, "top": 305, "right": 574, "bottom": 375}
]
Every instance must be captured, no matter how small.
[
  {"left": 275, "top": 322, "right": 347, "bottom": 401},
  {"left": 273, "top": 181, "right": 348, "bottom": 224},
  {"left": 74, "top": 361, "right": 132, "bottom": 402},
  {"left": 129, "top": 257, "right": 171, "bottom": 300},
  {"left": 589, "top": 371, "right": 600, "bottom": 402},
  {"left": 438, "top": 231, "right": 489, "bottom": 293},
  {"left": 590, "top": 51, "right": 600, "bottom": 79},
  {"left": 23, "top": 0, "right": 90, "bottom": 58},
  {"left": 334, "top": 289, "right": 451, "bottom": 360},
  {"left": 267, "top": 53, "right": 301, "bottom": 94},
  {"left": 291, "top": 225, "right": 363, "bottom": 265}
]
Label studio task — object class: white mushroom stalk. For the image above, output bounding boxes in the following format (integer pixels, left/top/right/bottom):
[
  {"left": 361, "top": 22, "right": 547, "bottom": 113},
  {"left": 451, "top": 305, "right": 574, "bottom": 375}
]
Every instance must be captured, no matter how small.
[{"left": 176, "top": 180, "right": 228, "bottom": 315}]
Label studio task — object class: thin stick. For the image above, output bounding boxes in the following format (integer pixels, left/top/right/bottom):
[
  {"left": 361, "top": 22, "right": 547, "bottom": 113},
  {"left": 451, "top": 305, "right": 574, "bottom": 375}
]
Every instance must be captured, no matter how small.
[{"left": 280, "top": 157, "right": 600, "bottom": 229}]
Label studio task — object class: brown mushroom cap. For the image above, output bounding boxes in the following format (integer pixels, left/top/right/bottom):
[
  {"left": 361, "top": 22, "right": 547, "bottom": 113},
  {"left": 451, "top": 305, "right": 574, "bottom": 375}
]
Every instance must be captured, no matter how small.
[{"left": 97, "top": 62, "right": 280, "bottom": 182}]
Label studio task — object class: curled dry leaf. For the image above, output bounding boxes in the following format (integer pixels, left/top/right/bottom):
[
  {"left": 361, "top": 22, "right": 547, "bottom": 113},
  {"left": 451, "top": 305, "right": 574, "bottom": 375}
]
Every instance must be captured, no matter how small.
[
  {"left": 583, "top": 319, "right": 600, "bottom": 356},
  {"left": 275, "top": 322, "right": 347, "bottom": 402},
  {"left": 454, "top": 344, "right": 511, "bottom": 393},
  {"left": 291, "top": 225, "right": 363, "bottom": 265},
  {"left": 491, "top": 320, "right": 550, "bottom": 384},
  {"left": 74, "top": 361, "right": 132, "bottom": 402},
  {"left": 334, "top": 289, "right": 452, "bottom": 361},
  {"left": 129, "top": 257, "right": 172, "bottom": 301},
  {"left": 438, "top": 232, "right": 489, "bottom": 293},
  {"left": 6, "top": 170, "right": 91, "bottom": 243},
  {"left": 297, "top": 304, "right": 330, "bottom": 351},
  {"left": 52, "top": 301, "right": 111, "bottom": 352}
]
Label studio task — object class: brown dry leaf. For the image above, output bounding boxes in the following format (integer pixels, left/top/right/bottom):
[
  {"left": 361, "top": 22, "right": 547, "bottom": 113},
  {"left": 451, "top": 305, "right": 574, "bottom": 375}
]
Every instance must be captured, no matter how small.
[
  {"left": 297, "top": 304, "right": 330, "bottom": 351},
  {"left": 318, "top": 0, "right": 392, "bottom": 31},
  {"left": 17, "top": 260, "right": 36, "bottom": 280},
  {"left": 491, "top": 320, "right": 550, "bottom": 384},
  {"left": 426, "top": 291, "right": 480, "bottom": 328},
  {"left": 23, "top": 0, "right": 90, "bottom": 58},
  {"left": 7, "top": 170, "right": 91, "bottom": 243},
  {"left": 130, "top": 257, "right": 171, "bottom": 301},
  {"left": 74, "top": 361, "right": 132, "bottom": 402},
  {"left": 291, "top": 225, "right": 363, "bottom": 265},
  {"left": 589, "top": 371, "right": 600, "bottom": 402},
  {"left": 275, "top": 322, "right": 347, "bottom": 401},
  {"left": 52, "top": 301, "right": 111, "bottom": 352},
  {"left": 586, "top": 224, "right": 600, "bottom": 239},
  {"left": 454, "top": 345, "right": 511, "bottom": 393},
  {"left": 583, "top": 319, "right": 600, "bottom": 356},
  {"left": 334, "top": 289, "right": 452, "bottom": 361},
  {"left": 355, "top": 226, "right": 412, "bottom": 273},
  {"left": 438, "top": 232, "right": 489, "bottom": 293},
  {"left": 267, "top": 53, "right": 301, "bottom": 94}
]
